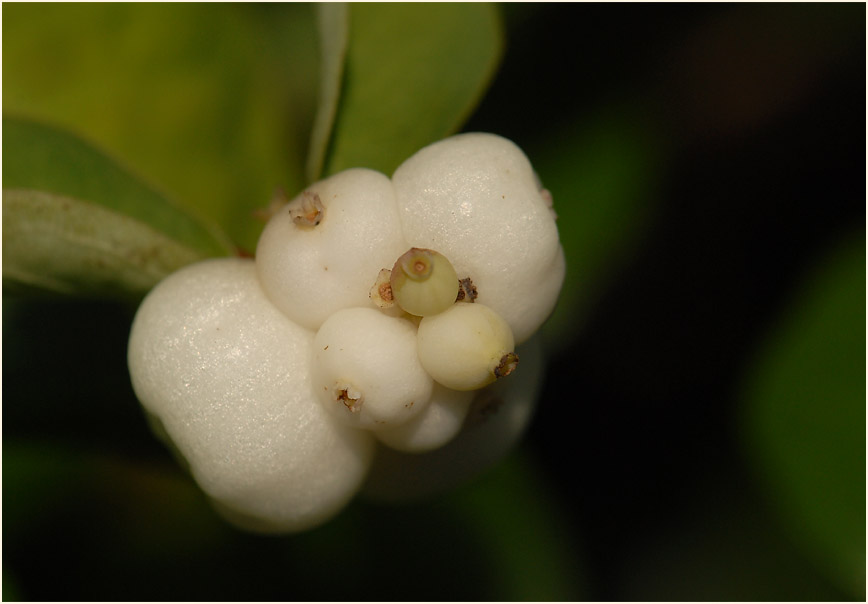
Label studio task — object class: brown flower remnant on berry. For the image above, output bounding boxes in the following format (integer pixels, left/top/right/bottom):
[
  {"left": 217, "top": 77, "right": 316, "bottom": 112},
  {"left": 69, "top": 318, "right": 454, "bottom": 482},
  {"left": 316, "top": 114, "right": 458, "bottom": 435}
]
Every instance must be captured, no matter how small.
[
  {"left": 494, "top": 352, "right": 519, "bottom": 379},
  {"left": 379, "top": 281, "right": 393, "bottom": 303},
  {"left": 455, "top": 277, "right": 478, "bottom": 302},
  {"left": 290, "top": 191, "right": 325, "bottom": 227},
  {"left": 369, "top": 269, "right": 396, "bottom": 309},
  {"left": 336, "top": 387, "right": 362, "bottom": 413}
]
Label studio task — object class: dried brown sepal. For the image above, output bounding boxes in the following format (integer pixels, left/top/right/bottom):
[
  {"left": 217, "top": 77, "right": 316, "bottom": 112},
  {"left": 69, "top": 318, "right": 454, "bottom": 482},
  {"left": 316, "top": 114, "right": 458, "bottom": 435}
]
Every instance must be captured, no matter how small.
[
  {"left": 378, "top": 281, "right": 393, "bottom": 303},
  {"left": 369, "top": 269, "right": 395, "bottom": 308},
  {"left": 455, "top": 277, "right": 478, "bottom": 302},
  {"left": 493, "top": 352, "right": 519, "bottom": 379},
  {"left": 290, "top": 191, "right": 325, "bottom": 227},
  {"left": 336, "top": 386, "right": 363, "bottom": 413}
]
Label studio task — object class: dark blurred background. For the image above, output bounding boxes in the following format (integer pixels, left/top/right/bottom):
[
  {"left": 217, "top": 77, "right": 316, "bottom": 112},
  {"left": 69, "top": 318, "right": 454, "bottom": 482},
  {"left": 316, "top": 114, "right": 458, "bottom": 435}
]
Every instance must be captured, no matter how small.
[
  {"left": 468, "top": 3, "right": 865, "bottom": 600},
  {"left": 4, "top": 3, "right": 865, "bottom": 601}
]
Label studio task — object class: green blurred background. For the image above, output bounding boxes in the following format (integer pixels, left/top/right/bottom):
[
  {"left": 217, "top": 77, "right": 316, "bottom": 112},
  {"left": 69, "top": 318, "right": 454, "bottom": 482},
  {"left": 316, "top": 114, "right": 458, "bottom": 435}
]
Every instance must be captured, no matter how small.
[{"left": 3, "top": 3, "right": 865, "bottom": 601}]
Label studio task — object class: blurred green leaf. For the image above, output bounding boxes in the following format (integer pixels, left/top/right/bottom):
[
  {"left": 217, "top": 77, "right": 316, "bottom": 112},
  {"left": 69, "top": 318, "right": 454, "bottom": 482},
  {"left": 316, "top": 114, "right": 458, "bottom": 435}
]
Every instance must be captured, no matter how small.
[
  {"left": 533, "top": 109, "right": 663, "bottom": 350},
  {"left": 443, "top": 450, "right": 587, "bottom": 600},
  {"left": 284, "top": 448, "right": 586, "bottom": 601},
  {"left": 620, "top": 464, "right": 853, "bottom": 601},
  {"left": 740, "top": 232, "right": 866, "bottom": 598},
  {"left": 306, "top": 3, "right": 349, "bottom": 183},
  {"left": 2, "top": 3, "right": 318, "bottom": 252},
  {"left": 2, "top": 570, "right": 22, "bottom": 603},
  {"left": 3, "top": 441, "right": 230, "bottom": 600},
  {"left": 3, "top": 117, "right": 231, "bottom": 298},
  {"left": 322, "top": 3, "right": 503, "bottom": 177}
]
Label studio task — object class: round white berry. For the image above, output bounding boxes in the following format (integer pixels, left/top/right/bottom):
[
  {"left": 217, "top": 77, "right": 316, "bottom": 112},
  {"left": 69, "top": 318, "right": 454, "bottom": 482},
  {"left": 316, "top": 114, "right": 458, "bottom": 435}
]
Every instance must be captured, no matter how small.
[
  {"left": 361, "top": 335, "right": 545, "bottom": 503},
  {"left": 313, "top": 307, "right": 434, "bottom": 430},
  {"left": 128, "top": 258, "right": 375, "bottom": 533},
  {"left": 392, "top": 133, "right": 565, "bottom": 344},
  {"left": 256, "top": 168, "right": 409, "bottom": 330},
  {"left": 375, "top": 384, "right": 474, "bottom": 453},
  {"left": 417, "top": 302, "right": 518, "bottom": 391}
]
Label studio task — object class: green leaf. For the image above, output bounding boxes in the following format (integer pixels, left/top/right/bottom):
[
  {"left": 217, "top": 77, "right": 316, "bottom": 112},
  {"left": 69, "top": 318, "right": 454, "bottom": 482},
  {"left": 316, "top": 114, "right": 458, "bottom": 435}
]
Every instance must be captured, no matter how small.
[
  {"left": 740, "top": 232, "right": 866, "bottom": 598},
  {"left": 322, "top": 3, "right": 503, "bottom": 177},
  {"left": 283, "top": 448, "right": 586, "bottom": 601},
  {"left": 619, "top": 465, "right": 854, "bottom": 600},
  {"left": 533, "top": 108, "right": 663, "bottom": 351},
  {"left": 306, "top": 3, "right": 350, "bottom": 183},
  {"left": 2, "top": 3, "right": 319, "bottom": 252},
  {"left": 443, "top": 450, "right": 587, "bottom": 600},
  {"left": 3, "top": 117, "right": 233, "bottom": 298},
  {"left": 2, "top": 441, "right": 227, "bottom": 579}
]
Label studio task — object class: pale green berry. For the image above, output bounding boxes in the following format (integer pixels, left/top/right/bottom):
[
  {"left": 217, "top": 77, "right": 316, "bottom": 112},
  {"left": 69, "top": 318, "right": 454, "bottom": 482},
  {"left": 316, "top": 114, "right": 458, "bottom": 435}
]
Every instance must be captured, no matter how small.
[
  {"left": 389, "top": 247, "right": 459, "bottom": 317},
  {"left": 417, "top": 303, "right": 518, "bottom": 391}
]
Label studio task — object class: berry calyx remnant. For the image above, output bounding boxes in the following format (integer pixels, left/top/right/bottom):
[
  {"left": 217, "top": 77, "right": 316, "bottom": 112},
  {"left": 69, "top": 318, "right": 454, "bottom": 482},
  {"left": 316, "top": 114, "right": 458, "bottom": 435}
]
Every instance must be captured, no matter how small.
[
  {"left": 290, "top": 191, "right": 324, "bottom": 227},
  {"left": 456, "top": 277, "right": 478, "bottom": 303}
]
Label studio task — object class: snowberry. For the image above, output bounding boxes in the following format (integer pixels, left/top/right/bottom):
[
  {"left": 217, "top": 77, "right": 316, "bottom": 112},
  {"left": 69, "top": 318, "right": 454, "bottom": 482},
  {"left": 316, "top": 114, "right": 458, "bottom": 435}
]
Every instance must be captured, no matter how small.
[
  {"left": 128, "top": 258, "right": 375, "bottom": 533},
  {"left": 255, "top": 168, "right": 409, "bottom": 330},
  {"left": 312, "top": 307, "right": 433, "bottom": 430},
  {"left": 417, "top": 302, "right": 518, "bottom": 391},
  {"left": 374, "top": 384, "right": 474, "bottom": 453},
  {"left": 127, "top": 132, "right": 565, "bottom": 534},
  {"left": 362, "top": 335, "right": 545, "bottom": 503},
  {"left": 392, "top": 132, "right": 565, "bottom": 344}
]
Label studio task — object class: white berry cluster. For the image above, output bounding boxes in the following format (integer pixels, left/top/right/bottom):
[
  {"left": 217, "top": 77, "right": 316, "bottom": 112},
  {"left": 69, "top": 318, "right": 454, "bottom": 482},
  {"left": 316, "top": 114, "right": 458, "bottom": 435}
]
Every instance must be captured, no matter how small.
[{"left": 128, "top": 133, "right": 565, "bottom": 533}]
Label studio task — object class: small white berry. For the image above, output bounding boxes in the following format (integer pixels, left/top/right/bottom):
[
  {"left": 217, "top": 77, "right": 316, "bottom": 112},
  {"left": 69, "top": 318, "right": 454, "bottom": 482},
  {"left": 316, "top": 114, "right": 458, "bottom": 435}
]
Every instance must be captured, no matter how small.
[
  {"left": 392, "top": 133, "right": 565, "bottom": 343},
  {"left": 362, "top": 335, "right": 545, "bottom": 503},
  {"left": 313, "top": 307, "right": 434, "bottom": 430},
  {"left": 256, "top": 168, "right": 409, "bottom": 330},
  {"left": 375, "top": 384, "right": 474, "bottom": 453}
]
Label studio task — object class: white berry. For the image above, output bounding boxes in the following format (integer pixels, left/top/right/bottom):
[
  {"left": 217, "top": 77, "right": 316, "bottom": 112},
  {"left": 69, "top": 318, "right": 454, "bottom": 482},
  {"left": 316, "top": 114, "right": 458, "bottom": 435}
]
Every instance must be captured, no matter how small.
[
  {"left": 128, "top": 258, "right": 375, "bottom": 533},
  {"left": 313, "top": 307, "right": 433, "bottom": 430},
  {"left": 362, "top": 335, "right": 545, "bottom": 503},
  {"left": 375, "top": 384, "right": 474, "bottom": 453},
  {"left": 392, "top": 133, "right": 565, "bottom": 344},
  {"left": 256, "top": 168, "right": 409, "bottom": 330}
]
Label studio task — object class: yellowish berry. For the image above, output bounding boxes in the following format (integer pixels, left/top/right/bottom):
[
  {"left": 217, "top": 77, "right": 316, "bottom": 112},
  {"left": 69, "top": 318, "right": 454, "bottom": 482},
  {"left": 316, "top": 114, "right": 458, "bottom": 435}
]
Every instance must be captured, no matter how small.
[
  {"left": 390, "top": 248, "right": 459, "bottom": 317},
  {"left": 417, "top": 303, "right": 518, "bottom": 391}
]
